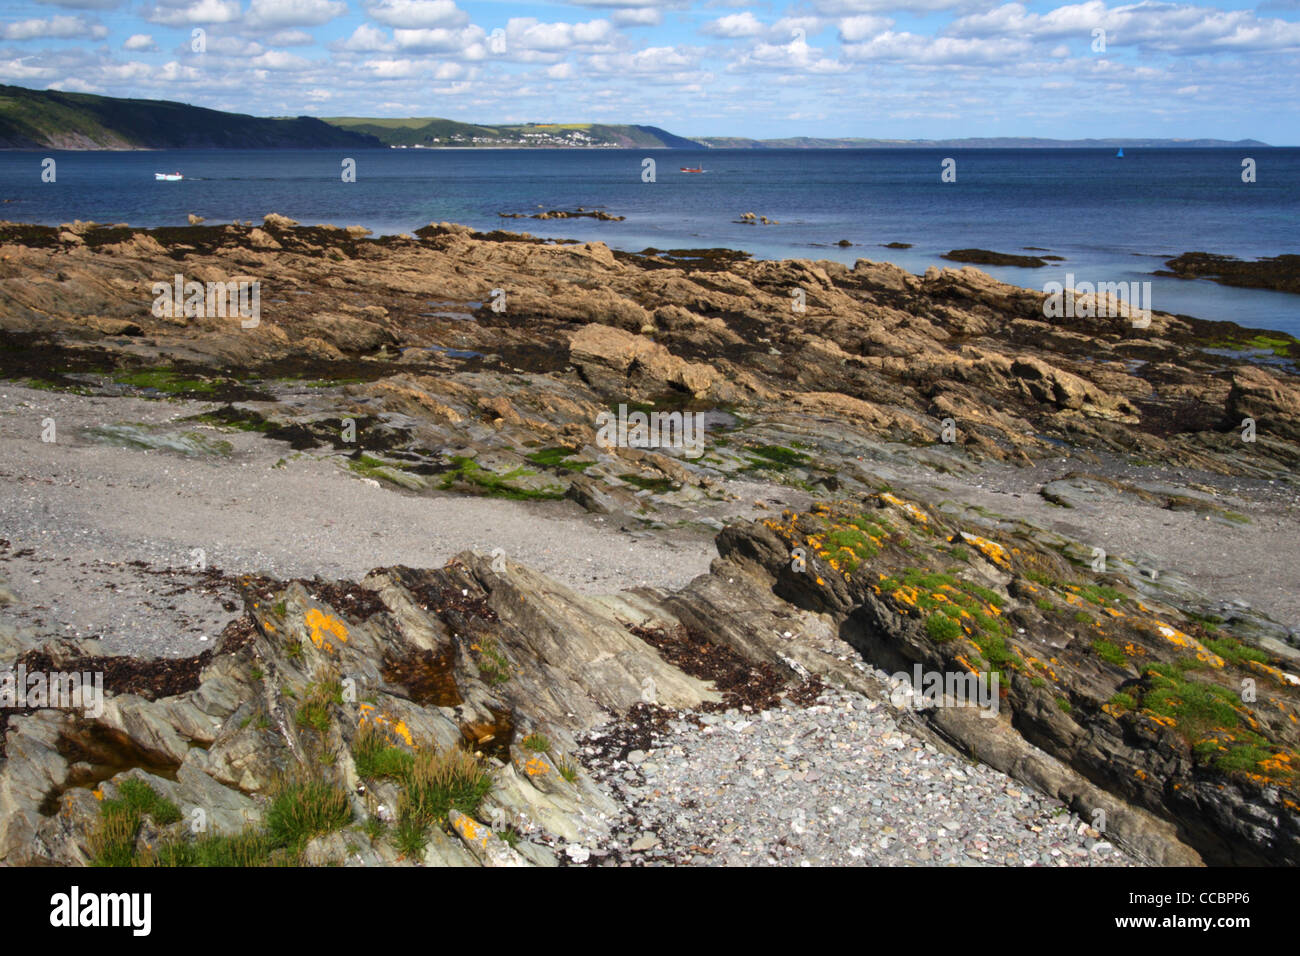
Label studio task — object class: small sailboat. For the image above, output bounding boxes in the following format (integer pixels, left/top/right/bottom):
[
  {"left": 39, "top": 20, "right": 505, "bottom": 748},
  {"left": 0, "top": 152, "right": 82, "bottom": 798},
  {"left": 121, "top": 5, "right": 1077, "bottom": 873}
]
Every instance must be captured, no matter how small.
[
  {"left": 1115, "top": 148, "right": 1124, "bottom": 158},
  {"left": 154, "top": 172, "right": 183, "bottom": 181},
  {"left": 679, "top": 166, "right": 705, "bottom": 173}
]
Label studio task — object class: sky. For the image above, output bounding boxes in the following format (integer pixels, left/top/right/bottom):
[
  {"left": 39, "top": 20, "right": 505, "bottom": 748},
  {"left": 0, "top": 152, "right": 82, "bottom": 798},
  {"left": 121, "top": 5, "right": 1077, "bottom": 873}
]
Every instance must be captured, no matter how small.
[{"left": 2, "top": 0, "right": 1298, "bottom": 141}]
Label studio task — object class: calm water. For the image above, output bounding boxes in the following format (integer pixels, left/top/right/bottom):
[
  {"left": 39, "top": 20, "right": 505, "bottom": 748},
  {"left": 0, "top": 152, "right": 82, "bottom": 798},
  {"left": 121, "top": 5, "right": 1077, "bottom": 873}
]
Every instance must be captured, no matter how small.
[{"left": 3, "top": 147, "right": 1298, "bottom": 334}]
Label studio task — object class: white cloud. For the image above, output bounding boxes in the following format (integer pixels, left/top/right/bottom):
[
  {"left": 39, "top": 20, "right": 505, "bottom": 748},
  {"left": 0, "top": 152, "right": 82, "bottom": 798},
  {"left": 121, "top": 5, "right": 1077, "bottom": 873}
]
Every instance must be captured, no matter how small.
[
  {"left": 0, "top": 58, "right": 59, "bottom": 80},
  {"left": 2, "top": 15, "right": 107, "bottom": 40},
  {"left": 337, "top": 23, "right": 396, "bottom": 51},
  {"left": 392, "top": 24, "right": 485, "bottom": 52},
  {"left": 364, "top": 0, "right": 469, "bottom": 29},
  {"left": 564, "top": 0, "right": 685, "bottom": 6},
  {"left": 838, "top": 14, "right": 893, "bottom": 41},
  {"left": 612, "top": 7, "right": 662, "bottom": 26},
  {"left": 362, "top": 56, "right": 468, "bottom": 79},
  {"left": 154, "top": 60, "right": 203, "bottom": 82},
  {"left": 49, "top": 76, "right": 102, "bottom": 91},
  {"left": 267, "top": 29, "right": 315, "bottom": 45},
  {"left": 31, "top": 0, "right": 123, "bottom": 9},
  {"left": 506, "top": 17, "right": 617, "bottom": 52},
  {"left": 808, "top": 0, "right": 968, "bottom": 13},
  {"left": 946, "top": 2, "right": 1300, "bottom": 55},
  {"left": 727, "top": 30, "right": 849, "bottom": 73},
  {"left": 842, "top": 30, "right": 1029, "bottom": 64},
  {"left": 244, "top": 0, "right": 346, "bottom": 29},
  {"left": 702, "top": 11, "right": 766, "bottom": 37},
  {"left": 249, "top": 49, "right": 312, "bottom": 69},
  {"left": 144, "top": 0, "right": 241, "bottom": 26},
  {"left": 202, "top": 36, "right": 264, "bottom": 54},
  {"left": 587, "top": 45, "right": 695, "bottom": 72},
  {"left": 123, "top": 32, "right": 157, "bottom": 50}
]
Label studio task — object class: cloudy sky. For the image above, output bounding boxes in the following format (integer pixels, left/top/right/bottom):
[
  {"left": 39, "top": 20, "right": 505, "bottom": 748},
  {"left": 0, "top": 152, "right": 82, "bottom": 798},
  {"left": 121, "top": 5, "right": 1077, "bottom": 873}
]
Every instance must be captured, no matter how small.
[{"left": 3, "top": 0, "right": 1298, "bottom": 141}]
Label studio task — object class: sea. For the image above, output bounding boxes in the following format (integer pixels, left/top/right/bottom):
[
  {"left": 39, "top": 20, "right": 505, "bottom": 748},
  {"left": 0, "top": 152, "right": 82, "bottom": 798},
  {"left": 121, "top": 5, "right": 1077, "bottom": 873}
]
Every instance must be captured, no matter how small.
[{"left": 3, "top": 147, "right": 1298, "bottom": 335}]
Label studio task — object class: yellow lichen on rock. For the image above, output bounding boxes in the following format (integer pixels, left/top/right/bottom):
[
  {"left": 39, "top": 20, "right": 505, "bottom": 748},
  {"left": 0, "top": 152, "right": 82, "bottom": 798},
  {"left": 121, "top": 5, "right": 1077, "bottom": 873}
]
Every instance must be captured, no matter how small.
[{"left": 305, "top": 607, "right": 349, "bottom": 652}]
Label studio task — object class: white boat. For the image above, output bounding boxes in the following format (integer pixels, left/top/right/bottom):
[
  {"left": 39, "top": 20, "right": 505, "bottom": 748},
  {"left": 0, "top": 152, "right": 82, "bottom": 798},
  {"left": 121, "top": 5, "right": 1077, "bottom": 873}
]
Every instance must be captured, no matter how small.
[{"left": 154, "top": 172, "right": 183, "bottom": 181}]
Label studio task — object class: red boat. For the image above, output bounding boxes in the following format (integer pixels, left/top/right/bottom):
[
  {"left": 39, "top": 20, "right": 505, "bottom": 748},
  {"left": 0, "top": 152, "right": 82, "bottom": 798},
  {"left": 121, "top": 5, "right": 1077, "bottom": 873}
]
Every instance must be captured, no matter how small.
[{"left": 680, "top": 167, "right": 705, "bottom": 173}]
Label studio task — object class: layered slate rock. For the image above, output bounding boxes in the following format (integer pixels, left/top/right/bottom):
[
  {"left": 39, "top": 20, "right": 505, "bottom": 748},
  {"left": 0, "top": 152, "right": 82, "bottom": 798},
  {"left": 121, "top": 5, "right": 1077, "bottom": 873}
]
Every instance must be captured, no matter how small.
[
  {"left": 725, "top": 493, "right": 1300, "bottom": 865},
  {"left": 0, "top": 557, "right": 720, "bottom": 866}
]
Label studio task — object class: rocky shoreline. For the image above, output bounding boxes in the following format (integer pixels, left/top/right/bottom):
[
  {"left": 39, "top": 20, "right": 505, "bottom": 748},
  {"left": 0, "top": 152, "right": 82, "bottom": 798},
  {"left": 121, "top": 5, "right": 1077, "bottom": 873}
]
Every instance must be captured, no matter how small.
[{"left": 1, "top": 214, "right": 1298, "bottom": 866}]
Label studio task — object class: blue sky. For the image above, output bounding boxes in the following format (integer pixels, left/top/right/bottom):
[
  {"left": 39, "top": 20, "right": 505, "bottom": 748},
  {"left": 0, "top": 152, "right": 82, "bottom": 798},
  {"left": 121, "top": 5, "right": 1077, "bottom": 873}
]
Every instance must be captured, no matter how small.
[{"left": 3, "top": 0, "right": 1298, "bottom": 141}]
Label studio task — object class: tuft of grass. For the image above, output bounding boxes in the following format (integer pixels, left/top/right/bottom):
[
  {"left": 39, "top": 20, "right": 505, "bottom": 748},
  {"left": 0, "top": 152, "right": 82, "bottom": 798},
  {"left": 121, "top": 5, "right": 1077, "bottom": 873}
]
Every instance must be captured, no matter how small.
[
  {"left": 521, "top": 733, "right": 551, "bottom": 753},
  {"left": 296, "top": 699, "right": 330, "bottom": 733},
  {"left": 392, "top": 745, "right": 492, "bottom": 855},
  {"left": 924, "top": 613, "right": 962, "bottom": 642},
  {"left": 1202, "top": 635, "right": 1269, "bottom": 667},
  {"left": 471, "top": 636, "right": 511, "bottom": 685},
  {"left": 88, "top": 811, "right": 144, "bottom": 868},
  {"left": 1077, "top": 583, "right": 1125, "bottom": 606},
  {"left": 393, "top": 815, "right": 428, "bottom": 858},
  {"left": 104, "top": 778, "right": 182, "bottom": 826},
  {"left": 824, "top": 527, "right": 879, "bottom": 571},
  {"left": 1141, "top": 668, "right": 1244, "bottom": 741},
  {"left": 555, "top": 753, "right": 580, "bottom": 783},
  {"left": 352, "top": 721, "right": 415, "bottom": 780},
  {"left": 399, "top": 747, "right": 492, "bottom": 826},
  {"left": 1092, "top": 639, "right": 1128, "bottom": 667},
  {"left": 295, "top": 669, "right": 345, "bottom": 734},
  {"left": 263, "top": 777, "right": 352, "bottom": 852},
  {"left": 153, "top": 829, "right": 277, "bottom": 867},
  {"left": 1108, "top": 691, "right": 1137, "bottom": 711},
  {"left": 88, "top": 779, "right": 183, "bottom": 867}
]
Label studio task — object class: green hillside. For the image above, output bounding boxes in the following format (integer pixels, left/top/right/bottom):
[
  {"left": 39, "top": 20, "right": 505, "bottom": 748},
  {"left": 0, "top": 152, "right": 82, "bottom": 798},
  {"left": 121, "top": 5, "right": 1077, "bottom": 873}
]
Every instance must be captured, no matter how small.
[
  {"left": 323, "top": 117, "right": 703, "bottom": 149},
  {"left": 0, "top": 84, "right": 382, "bottom": 149}
]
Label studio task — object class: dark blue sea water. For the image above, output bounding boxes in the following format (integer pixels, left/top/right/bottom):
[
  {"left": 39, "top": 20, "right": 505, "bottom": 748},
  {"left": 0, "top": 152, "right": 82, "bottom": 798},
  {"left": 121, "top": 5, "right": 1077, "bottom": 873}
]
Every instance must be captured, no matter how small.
[{"left": 3, "top": 147, "right": 1298, "bottom": 334}]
